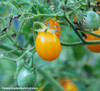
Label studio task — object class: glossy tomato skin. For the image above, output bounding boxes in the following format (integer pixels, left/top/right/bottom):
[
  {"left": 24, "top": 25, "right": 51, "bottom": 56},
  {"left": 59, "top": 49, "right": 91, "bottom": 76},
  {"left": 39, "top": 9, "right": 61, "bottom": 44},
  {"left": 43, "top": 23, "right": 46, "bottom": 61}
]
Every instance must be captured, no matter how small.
[
  {"left": 85, "top": 28, "right": 100, "bottom": 53},
  {"left": 45, "top": 19, "right": 61, "bottom": 38},
  {"left": 82, "top": 11, "right": 100, "bottom": 30},
  {"left": 60, "top": 78, "right": 78, "bottom": 91},
  {"left": 17, "top": 68, "right": 36, "bottom": 87},
  {"left": 35, "top": 32, "right": 61, "bottom": 61}
]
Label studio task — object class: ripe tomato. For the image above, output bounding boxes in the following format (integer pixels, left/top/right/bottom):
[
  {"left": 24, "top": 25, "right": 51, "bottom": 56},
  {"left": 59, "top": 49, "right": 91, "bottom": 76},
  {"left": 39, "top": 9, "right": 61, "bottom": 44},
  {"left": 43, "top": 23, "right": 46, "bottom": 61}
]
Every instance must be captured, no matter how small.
[
  {"left": 45, "top": 19, "right": 61, "bottom": 38},
  {"left": 36, "top": 88, "right": 42, "bottom": 91},
  {"left": 85, "top": 28, "right": 100, "bottom": 53},
  {"left": 82, "top": 11, "right": 100, "bottom": 30},
  {"left": 73, "top": 15, "right": 77, "bottom": 21},
  {"left": 36, "top": 89, "right": 41, "bottom": 91},
  {"left": 35, "top": 32, "right": 61, "bottom": 61},
  {"left": 60, "top": 78, "right": 78, "bottom": 91},
  {"left": 17, "top": 68, "right": 36, "bottom": 87}
]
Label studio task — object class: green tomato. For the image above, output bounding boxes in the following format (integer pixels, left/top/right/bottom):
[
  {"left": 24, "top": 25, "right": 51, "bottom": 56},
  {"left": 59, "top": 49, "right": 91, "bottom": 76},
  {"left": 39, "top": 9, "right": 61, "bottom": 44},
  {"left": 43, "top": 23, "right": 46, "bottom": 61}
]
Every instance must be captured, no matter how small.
[
  {"left": 17, "top": 68, "right": 36, "bottom": 87},
  {"left": 82, "top": 11, "right": 100, "bottom": 30}
]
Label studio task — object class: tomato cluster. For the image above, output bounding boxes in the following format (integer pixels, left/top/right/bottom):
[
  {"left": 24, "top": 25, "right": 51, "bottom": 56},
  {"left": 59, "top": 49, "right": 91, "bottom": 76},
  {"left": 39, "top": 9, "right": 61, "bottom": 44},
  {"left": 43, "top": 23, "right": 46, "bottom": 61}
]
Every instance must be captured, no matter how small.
[
  {"left": 35, "top": 19, "right": 61, "bottom": 61},
  {"left": 75, "top": 10, "right": 100, "bottom": 53}
]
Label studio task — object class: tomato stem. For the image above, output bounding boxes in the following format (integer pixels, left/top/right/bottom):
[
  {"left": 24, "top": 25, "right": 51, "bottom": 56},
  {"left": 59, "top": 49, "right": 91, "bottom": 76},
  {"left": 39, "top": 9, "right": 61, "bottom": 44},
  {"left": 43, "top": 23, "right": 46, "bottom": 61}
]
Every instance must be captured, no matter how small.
[
  {"left": 33, "top": 22, "right": 47, "bottom": 33},
  {"left": 37, "top": 68, "right": 65, "bottom": 91},
  {"left": 64, "top": 15, "right": 86, "bottom": 43},
  {"left": 0, "top": 34, "right": 7, "bottom": 39}
]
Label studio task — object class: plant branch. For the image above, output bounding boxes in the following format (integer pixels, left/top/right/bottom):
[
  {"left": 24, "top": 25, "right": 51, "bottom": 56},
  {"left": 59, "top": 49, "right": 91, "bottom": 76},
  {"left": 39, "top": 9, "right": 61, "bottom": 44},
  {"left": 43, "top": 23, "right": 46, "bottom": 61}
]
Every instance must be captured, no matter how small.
[
  {"left": 0, "top": 34, "right": 7, "bottom": 39},
  {"left": 64, "top": 15, "right": 86, "bottom": 43},
  {"left": 37, "top": 68, "right": 65, "bottom": 91},
  {"left": 0, "top": 49, "right": 18, "bottom": 54},
  {"left": 0, "top": 57, "right": 15, "bottom": 61}
]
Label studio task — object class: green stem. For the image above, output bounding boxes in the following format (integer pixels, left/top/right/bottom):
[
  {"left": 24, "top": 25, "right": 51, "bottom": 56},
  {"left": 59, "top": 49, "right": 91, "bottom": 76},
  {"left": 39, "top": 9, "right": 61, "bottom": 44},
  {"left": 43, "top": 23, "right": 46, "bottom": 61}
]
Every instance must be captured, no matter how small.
[
  {"left": 81, "top": 30, "right": 100, "bottom": 38},
  {"left": 16, "top": 47, "right": 35, "bottom": 62},
  {"left": 37, "top": 68, "right": 65, "bottom": 91},
  {"left": 5, "top": 31, "right": 14, "bottom": 43},
  {"left": 0, "top": 44, "right": 21, "bottom": 56},
  {"left": 36, "top": 3, "right": 40, "bottom": 14},
  {"left": 0, "top": 34, "right": 7, "bottom": 39},
  {"left": 0, "top": 49, "right": 18, "bottom": 54},
  {"left": 27, "top": 2, "right": 33, "bottom": 12},
  {"left": 0, "top": 57, "right": 15, "bottom": 61},
  {"left": 16, "top": 51, "right": 28, "bottom": 62},
  {"left": 12, "top": 0, "right": 22, "bottom": 13},
  {"left": 0, "top": 17, "right": 4, "bottom": 27},
  {"left": 61, "top": 42, "right": 85, "bottom": 46},
  {"left": 25, "top": 12, "right": 64, "bottom": 20},
  {"left": 33, "top": 22, "right": 47, "bottom": 32},
  {"left": 72, "top": 0, "right": 83, "bottom": 7},
  {"left": 85, "top": 40, "right": 100, "bottom": 44},
  {"left": 64, "top": 15, "right": 86, "bottom": 43},
  {"left": 67, "top": 4, "right": 82, "bottom": 16},
  {"left": 5, "top": 31, "right": 21, "bottom": 49},
  {"left": 61, "top": 40, "right": 100, "bottom": 46}
]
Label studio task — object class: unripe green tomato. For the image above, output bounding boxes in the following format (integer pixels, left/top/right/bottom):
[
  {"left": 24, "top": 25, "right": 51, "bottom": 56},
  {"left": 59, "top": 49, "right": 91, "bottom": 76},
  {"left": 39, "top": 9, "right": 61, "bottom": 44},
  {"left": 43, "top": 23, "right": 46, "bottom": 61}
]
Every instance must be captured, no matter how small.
[
  {"left": 82, "top": 11, "right": 100, "bottom": 30},
  {"left": 17, "top": 68, "right": 36, "bottom": 87}
]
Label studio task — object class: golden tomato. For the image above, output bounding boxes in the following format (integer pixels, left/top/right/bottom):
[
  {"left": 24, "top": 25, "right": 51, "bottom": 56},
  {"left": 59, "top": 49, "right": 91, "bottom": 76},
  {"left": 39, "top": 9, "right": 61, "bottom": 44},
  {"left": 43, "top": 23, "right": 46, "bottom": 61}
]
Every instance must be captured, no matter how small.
[
  {"left": 60, "top": 78, "right": 78, "bottom": 91},
  {"left": 73, "top": 15, "right": 77, "bottom": 21},
  {"left": 35, "top": 32, "right": 61, "bottom": 61},
  {"left": 45, "top": 19, "right": 61, "bottom": 38},
  {"left": 85, "top": 28, "right": 100, "bottom": 53}
]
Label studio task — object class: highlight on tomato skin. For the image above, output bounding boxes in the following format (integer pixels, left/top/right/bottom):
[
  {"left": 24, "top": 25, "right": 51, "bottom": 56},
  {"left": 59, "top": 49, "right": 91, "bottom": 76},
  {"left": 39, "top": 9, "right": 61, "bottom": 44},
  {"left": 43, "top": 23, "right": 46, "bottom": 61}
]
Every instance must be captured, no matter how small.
[
  {"left": 45, "top": 19, "right": 61, "bottom": 38},
  {"left": 85, "top": 28, "right": 100, "bottom": 53},
  {"left": 35, "top": 32, "right": 61, "bottom": 61},
  {"left": 60, "top": 78, "right": 78, "bottom": 91}
]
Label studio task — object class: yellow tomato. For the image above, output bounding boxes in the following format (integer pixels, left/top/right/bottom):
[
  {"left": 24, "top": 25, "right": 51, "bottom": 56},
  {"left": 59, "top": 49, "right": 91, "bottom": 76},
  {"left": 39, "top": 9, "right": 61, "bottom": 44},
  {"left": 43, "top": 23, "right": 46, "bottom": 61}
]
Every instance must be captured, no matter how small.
[
  {"left": 60, "top": 78, "right": 78, "bottom": 91},
  {"left": 73, "top": 15, "right": 77, "bottom": 21},
  {"left": 85, "top": 28, "right": 100, "bottom": 53},
  {"left": 35, "top": 32, "right": 61, "bottom": 61}
]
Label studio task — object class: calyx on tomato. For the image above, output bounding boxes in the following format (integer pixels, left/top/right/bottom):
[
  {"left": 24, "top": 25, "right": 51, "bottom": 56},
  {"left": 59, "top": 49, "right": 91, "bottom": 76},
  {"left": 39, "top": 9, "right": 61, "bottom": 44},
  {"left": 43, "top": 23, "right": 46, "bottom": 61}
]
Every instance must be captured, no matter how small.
[
  {"left": 34, "top": 21, "right": 60, "bottom": 36},
  {"left": 45, "top": 18, "right": 61, "bottom": 38},
  {"left": 82, "top": 11, "right": 100, "bottom": 30}
]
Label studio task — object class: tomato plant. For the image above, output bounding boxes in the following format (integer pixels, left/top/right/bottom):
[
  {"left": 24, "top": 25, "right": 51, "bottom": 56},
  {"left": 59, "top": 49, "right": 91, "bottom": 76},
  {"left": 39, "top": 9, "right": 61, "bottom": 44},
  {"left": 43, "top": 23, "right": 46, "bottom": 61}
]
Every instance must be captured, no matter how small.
[
  {"left": 35, "top": 32, "right": 61, "bottom": 61},
  {"left": 45, "top": 19, "right": 61, "bottom": 38},
  {"left": 85, "top": 28, "right": 100, "bottom": 53},
  {"left": 17, "top": 68, "right": 36, "bottom": 87},
  {"left": 1, "top": 0, "right": 100, "bottom": 91}
]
